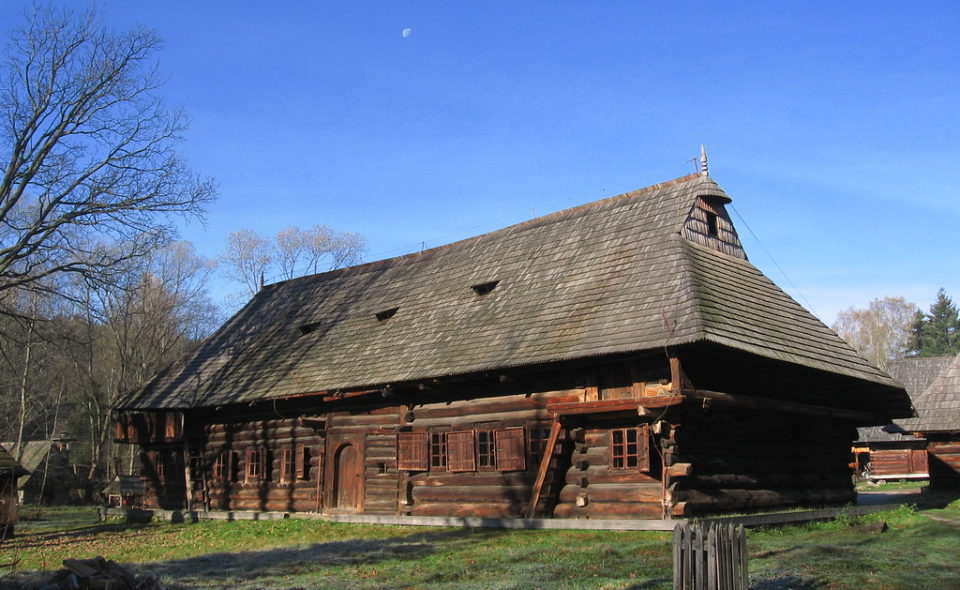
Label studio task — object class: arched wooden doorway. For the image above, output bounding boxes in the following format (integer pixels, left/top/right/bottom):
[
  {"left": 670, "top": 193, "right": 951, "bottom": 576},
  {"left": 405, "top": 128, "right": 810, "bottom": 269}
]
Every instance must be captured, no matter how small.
[{"left": 331, "top": 442, "right": 363, "bottom": 512}]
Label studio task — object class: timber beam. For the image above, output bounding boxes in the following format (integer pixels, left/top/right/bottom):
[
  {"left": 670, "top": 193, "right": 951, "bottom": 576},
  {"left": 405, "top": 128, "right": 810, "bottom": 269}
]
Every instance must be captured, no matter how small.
[
  {"left": 686, "top": 389, "right": 884, "bottom": 423},
  {"left": 546, "top": 396, "right": 683, "bottom": 416}
]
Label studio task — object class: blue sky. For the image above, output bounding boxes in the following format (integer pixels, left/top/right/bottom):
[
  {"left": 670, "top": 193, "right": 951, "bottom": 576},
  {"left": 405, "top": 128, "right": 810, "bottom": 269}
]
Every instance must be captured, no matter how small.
[{"left": 3, "top": 1, "right": 958, "bottom": 323}]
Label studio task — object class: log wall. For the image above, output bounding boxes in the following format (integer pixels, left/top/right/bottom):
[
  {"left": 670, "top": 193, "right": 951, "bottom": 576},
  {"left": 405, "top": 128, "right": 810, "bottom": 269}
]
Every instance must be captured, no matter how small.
[
  {"left": 867, "top": 447, "right": 928, "bottom": 480},
  {"left": 668, "top": 408, "right": 857, "bottom": 517},
  {"left": 927, "top": 438, "right": 960, "bottom": 488},
  {"left": 0, "top": 474, "right": 16, "bottom": 538},
  {"left": 404, "top": 389, "right": 577, "bottom": 518},
  {"left": 554, "top": 426, "right": 664, "bottom": 519}
]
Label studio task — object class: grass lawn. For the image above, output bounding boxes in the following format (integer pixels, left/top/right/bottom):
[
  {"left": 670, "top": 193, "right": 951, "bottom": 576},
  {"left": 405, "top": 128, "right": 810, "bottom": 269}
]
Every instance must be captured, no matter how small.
[{"left": 1, "top": 498, "right": 959, "bottom": 589}]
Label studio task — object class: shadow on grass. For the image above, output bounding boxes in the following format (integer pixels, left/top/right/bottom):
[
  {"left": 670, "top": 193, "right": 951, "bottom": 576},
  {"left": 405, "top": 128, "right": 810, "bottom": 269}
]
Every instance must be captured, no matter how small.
[
  {"left": 750, "top": 576, "right": 825, "bottom": 589},
  {"left": 134, "top": 528, "right": 491, "bottom": 588},
  {"left": 7, "top": 521, "right": 154, "bottom": 551}
]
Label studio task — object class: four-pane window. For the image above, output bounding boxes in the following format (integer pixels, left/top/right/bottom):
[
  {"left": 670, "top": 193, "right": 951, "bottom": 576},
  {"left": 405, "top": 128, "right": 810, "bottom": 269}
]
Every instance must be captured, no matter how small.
[{"left": 610, "top": 425, "right": 650, "bottom": 471}]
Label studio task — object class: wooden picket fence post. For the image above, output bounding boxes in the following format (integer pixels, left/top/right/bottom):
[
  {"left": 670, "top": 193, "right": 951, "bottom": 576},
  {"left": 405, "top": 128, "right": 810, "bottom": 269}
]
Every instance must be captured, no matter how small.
[{"left": 673, "top": 520, "right": 748, "bottom": 590}]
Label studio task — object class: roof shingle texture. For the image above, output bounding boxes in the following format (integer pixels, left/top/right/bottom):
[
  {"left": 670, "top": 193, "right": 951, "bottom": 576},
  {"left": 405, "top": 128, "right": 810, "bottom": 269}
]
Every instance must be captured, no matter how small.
[
  {"left": 120, "top": 174, "right": 900, "bottom": 410},
  {"left": 895, "top": 355, "right": 960, "bottom": 433},
  {"left": 0, "top": 445, "right": 28, "bottom": 477}
]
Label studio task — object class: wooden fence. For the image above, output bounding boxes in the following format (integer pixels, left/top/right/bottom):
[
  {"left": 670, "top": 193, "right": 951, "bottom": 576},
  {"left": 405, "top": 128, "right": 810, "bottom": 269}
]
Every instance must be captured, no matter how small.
[{"left": 673, "top": 520, "right": 748, "bottom": 590}]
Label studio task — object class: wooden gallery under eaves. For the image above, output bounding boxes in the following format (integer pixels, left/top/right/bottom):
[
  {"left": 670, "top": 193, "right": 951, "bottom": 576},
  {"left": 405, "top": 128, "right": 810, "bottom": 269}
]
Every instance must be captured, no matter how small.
[{"left": 115, "top": 172, "right": 912, "bottom": 520}]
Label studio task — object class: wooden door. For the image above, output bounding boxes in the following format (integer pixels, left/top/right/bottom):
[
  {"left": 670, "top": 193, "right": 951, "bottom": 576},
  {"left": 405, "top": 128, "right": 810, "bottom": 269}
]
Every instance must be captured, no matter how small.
[{"left": 332, "top": 443, "right": 363, "bottom": 512}]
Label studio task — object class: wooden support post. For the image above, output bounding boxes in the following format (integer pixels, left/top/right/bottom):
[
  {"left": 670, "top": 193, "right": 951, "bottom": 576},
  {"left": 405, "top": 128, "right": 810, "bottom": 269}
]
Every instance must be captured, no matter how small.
[
  {"left": 181, "top": 413, "right": 192, "bottom": 513},
  {"left": 669, "top": 357, "right": 691, "bottom": 393},
  {"left": 525, "top": 416, "right": 563, "bottom": 519}
]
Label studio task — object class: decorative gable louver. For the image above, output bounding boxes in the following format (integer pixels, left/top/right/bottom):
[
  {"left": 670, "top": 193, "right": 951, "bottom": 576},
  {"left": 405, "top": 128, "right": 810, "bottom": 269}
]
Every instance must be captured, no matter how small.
[{"left": 682, "top": 196, "right": 745, "bottom": 259}]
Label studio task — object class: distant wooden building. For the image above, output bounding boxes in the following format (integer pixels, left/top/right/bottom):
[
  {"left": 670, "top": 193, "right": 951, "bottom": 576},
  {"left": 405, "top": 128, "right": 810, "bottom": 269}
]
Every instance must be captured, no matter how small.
[
  {"left": 115, "top": 172, "right": 911, "bottom": 520},
  {"left": 0, "top": 446, "right": 29, "bottom": 538},
  {"left": 893, "top": 355, "right": 960, "bottom": 488},
  {"left": 0, "top": 437, "right": 74, "bottom": 504},
  {"left": 853, "top": 357, "right": 953, "bottom": 481}
]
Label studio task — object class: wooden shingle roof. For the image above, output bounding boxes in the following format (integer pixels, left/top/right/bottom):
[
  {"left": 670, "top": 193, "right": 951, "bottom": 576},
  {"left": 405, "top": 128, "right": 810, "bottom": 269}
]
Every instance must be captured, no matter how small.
[
  {"left": 896, "top": 355, "right": 960, "bottom": 433},
  {"left": 120, "top": 174, "right": 904, "bottom": 412},
  {"left": 0, "top": 445, "right": 28, "bottom": 477}
]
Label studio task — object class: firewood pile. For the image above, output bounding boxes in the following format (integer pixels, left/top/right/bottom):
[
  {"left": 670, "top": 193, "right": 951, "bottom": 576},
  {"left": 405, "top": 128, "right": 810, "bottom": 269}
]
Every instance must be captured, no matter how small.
[{"left": 38, "top": 557, "right": 165, "bottom": 590}]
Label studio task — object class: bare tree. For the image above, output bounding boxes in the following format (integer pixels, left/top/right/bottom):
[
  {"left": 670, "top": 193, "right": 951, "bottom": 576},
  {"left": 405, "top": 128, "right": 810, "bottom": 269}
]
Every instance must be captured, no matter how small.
[
  {"left": 63, "top": 240, "right": 218, "bottom": 482},
  {"left": 0, "top": 5, "right": 214, "bottom": 310},
  {"left": 832, "top": 296, "right": 919, "bottom": 370},
  {"left": 220, "top": 229, "right": 273, "bottom": 299},
  {"left": 221, "top": 225, "right": 365, "bottom": 298}
]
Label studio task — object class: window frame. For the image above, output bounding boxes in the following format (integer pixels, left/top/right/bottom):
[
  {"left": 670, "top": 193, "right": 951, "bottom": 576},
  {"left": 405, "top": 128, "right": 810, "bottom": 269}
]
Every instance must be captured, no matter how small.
[
  {"left": 212, "top": 451, "right": 228, "bottom": 481},
  {"left": 476, "top": 429, "right": 497, "bottom": 471},
  {"left": 245, "top": 448, "right": 267, "bottom": 483},
  {"left": 429, "top": 431, "right": 447, "bottom": 471},
  {"left": 610, "top": 425, "right": 650, "bottom": 472}
]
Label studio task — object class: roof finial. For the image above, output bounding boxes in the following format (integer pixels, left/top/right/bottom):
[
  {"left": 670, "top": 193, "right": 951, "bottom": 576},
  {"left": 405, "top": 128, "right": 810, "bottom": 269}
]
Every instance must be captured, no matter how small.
[{"left": 699, "top": 145, "right": 709, "bottom": 177}]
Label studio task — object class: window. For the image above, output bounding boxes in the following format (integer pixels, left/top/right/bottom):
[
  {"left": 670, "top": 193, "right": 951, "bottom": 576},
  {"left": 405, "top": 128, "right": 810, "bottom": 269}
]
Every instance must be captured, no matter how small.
[
  {"left": 471, "top": 280, "right": 499, "bottom": 296},
  {"left": 611, "top": 425, "right": 650, "bottom": 471},
  {"left": 528, "top": 424, "right": 553, "bottom": 467},
  {"left": 476, "top": 430, "right": 496, "bottom": 470},
  {"left": 213, "top": 451, "right": 228, "bottom": 480},
  {"left": 189, "top": 453, "right": 202, "bottom": 481},
  {"left": 398, "top": 432, "right": 429, "bottom": 471},
  {"left": 494, "top": 428, "right": 526, "bottom": 471},
  {"left": 447, "top": 431, "right": 477, "bottom": 472},
  {"left": 246, "top": 448, "right": 267, "bottom": 482},
  {"left": 164, "top": 412, "right": 181, "bottom": 439},
  {"left": 430, "top": 432, "right": 447, "bottom": 471},
  {"left": 705, "top": 211, "right": 719, "bottom": 237},
  {"left": 281, "top": 448, "right": 295, "bottom": 483}
]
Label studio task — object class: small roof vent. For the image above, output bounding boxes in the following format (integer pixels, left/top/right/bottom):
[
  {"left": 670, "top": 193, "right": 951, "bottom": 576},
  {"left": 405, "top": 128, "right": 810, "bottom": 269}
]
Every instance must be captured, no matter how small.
[
  {"left": 376, "top": 307, "right": 399, "bottom": 321},
  {"left": 471, "top": 280, "right": 500, "bottom": 296},
  {"left": 299, "top": 322, "right": 322, "bottom": 335}
]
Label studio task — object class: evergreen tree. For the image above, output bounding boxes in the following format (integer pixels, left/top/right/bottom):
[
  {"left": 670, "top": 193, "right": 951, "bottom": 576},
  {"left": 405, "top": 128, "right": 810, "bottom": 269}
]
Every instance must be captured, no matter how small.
[{"left": 917, "top": 288, "right": 960, "bottom": 357}]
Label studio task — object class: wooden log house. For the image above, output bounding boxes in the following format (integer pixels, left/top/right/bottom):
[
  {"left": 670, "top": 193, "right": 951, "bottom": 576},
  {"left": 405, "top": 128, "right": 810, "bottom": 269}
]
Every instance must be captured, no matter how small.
[
  {"left": 852, "top": 357, "right": 953, "bottom": 481},
  {"left": 0, "top": 445, "right": 29, "bottom": 538},
  {"left": 887, "top": 355, "right": 960, "bottom": 488},
  {"left": 114, "top": 172, "right": 912, "bottom": 519}
]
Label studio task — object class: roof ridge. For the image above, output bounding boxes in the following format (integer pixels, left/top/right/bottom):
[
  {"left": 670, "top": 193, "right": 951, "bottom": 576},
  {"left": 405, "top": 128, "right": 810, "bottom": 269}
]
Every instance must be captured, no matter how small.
[{"left": 266, "top": 173, "right": 716, "bottom": 290}]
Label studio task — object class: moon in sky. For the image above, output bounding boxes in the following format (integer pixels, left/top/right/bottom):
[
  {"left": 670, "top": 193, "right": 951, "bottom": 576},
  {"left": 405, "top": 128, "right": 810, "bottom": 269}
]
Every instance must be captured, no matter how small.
[{"left": 402, "top": 28, "right": 412, "bottom": 38}]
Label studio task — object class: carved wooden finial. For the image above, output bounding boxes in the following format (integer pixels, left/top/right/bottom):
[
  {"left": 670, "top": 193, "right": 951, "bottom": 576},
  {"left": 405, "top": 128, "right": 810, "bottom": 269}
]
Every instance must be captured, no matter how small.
[{"left": 700, "top": 145, "right": 709, "bottom": 176}]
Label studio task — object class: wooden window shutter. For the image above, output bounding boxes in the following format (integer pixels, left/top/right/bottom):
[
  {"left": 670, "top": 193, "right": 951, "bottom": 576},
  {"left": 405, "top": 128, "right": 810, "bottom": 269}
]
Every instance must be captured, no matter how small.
[
  {"left": 260, "top": 449, "right": 269, "bottom": 480},
  {"left": 638, "top": 424, "right": 650, "bottom": 472},
  {"left": 114, "top": 415, "right": 127, "bottom": 441},
  {"left": 131, "top": 413, "right": 146, "bottom": 442},
  {"left": 446, "top": 430, "right": 477, "bottom": 472},
  {"left": 296, "top": 446, "right": 310, "bottom": 479},
  {"left": 495, "top": 427, "right": 526, "bottom": 471},
  {"left": 281, "top": 448, "right": 294, "bottom": 482},
  {"left": 397, "top": 432, "right": 429, "bottom": 471}
]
